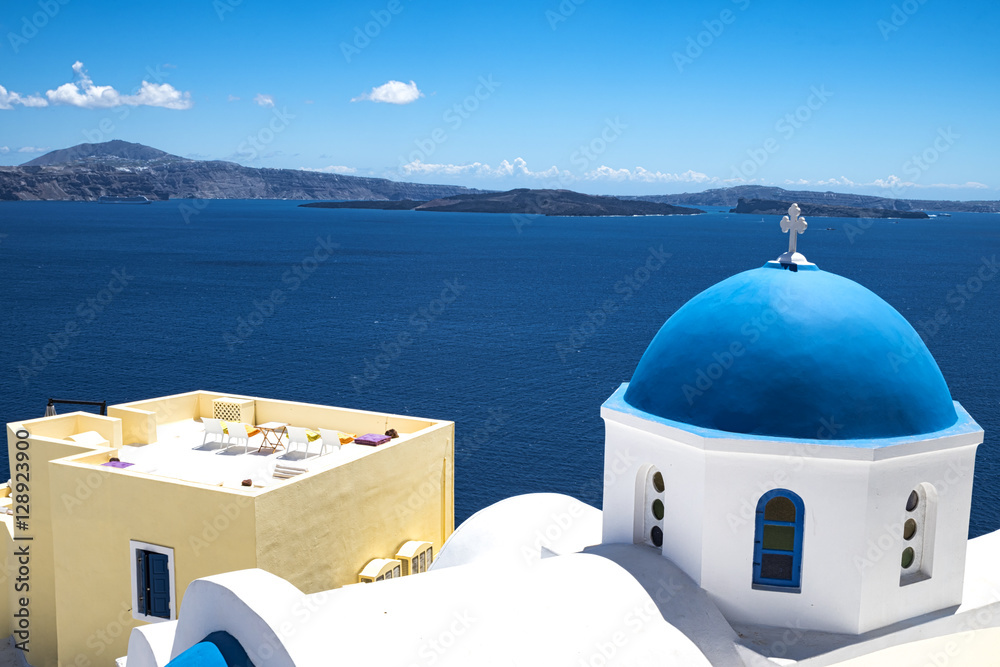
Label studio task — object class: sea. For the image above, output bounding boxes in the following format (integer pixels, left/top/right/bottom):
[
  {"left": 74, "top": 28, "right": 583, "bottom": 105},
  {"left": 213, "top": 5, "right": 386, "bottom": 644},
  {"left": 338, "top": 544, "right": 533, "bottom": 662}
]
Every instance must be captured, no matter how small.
[{"left": 1, "top": 200, "right": 998, "bottom": 536}]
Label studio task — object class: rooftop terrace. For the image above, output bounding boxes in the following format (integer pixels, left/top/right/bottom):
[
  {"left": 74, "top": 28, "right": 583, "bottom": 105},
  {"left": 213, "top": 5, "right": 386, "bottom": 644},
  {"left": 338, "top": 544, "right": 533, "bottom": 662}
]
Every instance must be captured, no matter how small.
[
  {"left": 12, "top": 390, "right": 450, "bottom": 492},
  {"left": 113, "top": 418, "right": 415, "bottom": 489}
]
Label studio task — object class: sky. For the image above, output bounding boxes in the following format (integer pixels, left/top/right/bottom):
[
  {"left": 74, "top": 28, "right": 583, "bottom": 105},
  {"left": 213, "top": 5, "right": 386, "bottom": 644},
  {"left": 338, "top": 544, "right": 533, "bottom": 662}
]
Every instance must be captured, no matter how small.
[{"left": 0, "top": 0, "right": 997, "bottom": 199}]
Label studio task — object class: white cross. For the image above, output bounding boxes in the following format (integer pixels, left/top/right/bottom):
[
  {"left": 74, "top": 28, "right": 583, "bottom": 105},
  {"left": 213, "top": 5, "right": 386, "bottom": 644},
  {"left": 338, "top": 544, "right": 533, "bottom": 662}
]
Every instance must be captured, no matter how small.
[{"left": 780, "top": 203, "right": 807, "bottom": 255}]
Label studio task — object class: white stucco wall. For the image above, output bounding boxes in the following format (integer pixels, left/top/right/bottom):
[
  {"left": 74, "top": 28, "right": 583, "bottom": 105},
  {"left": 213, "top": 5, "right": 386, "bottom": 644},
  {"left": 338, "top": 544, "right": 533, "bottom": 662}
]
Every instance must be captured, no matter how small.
[
  {"left": 602, "top": 419, "right": 706, "bottom": 582},
  {"left": 858, "top": 444, "right": 977, "bottom": 632},
  {"left": 600, "top": 396, "right": 983, "bottom": 635}
]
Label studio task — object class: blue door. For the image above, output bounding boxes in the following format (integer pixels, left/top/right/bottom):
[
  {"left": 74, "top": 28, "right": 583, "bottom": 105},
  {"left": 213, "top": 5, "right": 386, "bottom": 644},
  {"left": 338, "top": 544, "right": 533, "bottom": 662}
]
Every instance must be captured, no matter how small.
[
  {"left": 137, "top": 550, "right": 172, "bottom": 619},
  {"left": 147, "top": 552, "right": 171, "bottom": 618}
]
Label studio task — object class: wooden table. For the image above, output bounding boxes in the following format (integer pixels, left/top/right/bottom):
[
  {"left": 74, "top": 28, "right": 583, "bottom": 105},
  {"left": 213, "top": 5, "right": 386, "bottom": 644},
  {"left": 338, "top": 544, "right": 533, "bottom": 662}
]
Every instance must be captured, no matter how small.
[{"left": 256, "top": 422, "right": 287, "bottom": 452}]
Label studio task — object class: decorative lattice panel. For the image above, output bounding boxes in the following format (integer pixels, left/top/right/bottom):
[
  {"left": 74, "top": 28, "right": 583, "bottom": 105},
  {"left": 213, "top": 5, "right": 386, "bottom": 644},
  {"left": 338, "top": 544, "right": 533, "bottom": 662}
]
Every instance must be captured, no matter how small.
[{"left": 214, "top": 400, "right": 243, "bottom": 422}]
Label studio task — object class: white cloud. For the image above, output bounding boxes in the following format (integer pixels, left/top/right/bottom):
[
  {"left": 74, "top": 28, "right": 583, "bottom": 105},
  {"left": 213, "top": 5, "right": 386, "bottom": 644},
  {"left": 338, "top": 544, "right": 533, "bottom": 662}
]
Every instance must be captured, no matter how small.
[
  {"left": 254, "top": 93, "right": 275, "bottom": 108},
  {"left": 0, "top": 84, "right": 48, "bottom": 109},
  {"left": 0, "top": 146, "right": 9, "bottom": 153},
  {"left": 45, "top": 61, "right": 192, "bottom": 109},
  {"left": 227, "top": 94, "right": 241, "bottom": 102},
  {"left": 352, "top": 80, "right": 423, "bottom": 105},
  {"left": 395, "top": 161, "right": 993, "bottom": 193},
  {"left": 927, "top": 181, "right": 989, "bottom": 189},
  {"left": 399, "top": 157, "right": 571, "bottom": 181},
  {"left": 302, "top": 165, "right": 357, "bottom": 174},
  {"left": 584, "top": 166, "right": 714, "bottom": 184},
  {"left": 788, "top": 175, "right": 991, "bottom": 192},
  {"left": 398, "top": 158, "right": 717, "bottom": 186},
  {"left": 17, "top": 146, "right": 50, "bottom": 153}
]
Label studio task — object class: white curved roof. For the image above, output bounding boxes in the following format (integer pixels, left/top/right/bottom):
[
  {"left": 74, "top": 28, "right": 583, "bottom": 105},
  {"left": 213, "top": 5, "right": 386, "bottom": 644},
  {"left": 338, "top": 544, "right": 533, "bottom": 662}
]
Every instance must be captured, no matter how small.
[
  {"left": 432, "top": 492, "right": 602, "bottom": 571},
  {"left": 131, "top": 553, "right": 713, "bottom": 666}
]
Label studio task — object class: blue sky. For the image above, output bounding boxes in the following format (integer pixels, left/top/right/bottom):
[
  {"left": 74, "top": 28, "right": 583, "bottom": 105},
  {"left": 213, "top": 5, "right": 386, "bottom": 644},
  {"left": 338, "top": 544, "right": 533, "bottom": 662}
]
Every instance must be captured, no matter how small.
[{"left": 1, "top": 0, "right": 997, "bottom": 199}]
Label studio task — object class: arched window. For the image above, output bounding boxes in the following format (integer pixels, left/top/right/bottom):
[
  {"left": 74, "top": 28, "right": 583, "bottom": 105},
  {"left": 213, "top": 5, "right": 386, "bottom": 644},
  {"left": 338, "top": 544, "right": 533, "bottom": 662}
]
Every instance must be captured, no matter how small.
[
  {"left": 901, "top": 482, "right": 937, "bottom": 585},
  {"left": 753, "top": 489, "right": 804, "bottom": 590},
  {"left": 634, "top": 465, "right": 665, "bottom": 549}
]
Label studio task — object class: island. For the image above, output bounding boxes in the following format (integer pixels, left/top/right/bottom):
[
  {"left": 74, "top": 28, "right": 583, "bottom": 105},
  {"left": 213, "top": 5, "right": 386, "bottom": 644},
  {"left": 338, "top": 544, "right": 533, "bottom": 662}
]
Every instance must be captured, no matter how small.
[
  {"left": 0, "top": 140, "right": 479, "bottom": 202},
  {"left": 627, "top": 186, "right": 1000, "bottom": 214},
  {"left": 730, "top": 198, "right": 930, "bottom": 219},
  {"left": 301, "top": 189, "right": 704, "bottom": 217}
]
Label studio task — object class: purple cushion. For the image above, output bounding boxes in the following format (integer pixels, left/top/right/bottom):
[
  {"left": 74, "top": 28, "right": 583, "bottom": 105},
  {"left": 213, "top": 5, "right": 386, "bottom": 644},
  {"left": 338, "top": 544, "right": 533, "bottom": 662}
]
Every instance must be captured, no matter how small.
[
  {"left": 355, "top": 433, "right": 391, "bottom": 446},
  {"left": 101, "top": 461, "right": 134, "bottom": 469}
]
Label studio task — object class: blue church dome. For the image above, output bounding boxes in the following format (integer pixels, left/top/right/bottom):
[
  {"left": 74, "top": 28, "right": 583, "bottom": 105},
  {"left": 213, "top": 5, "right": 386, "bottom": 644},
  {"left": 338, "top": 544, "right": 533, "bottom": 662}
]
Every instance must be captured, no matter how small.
[{"left": 623, "top": 262, "right": 958, "bottom": 440}]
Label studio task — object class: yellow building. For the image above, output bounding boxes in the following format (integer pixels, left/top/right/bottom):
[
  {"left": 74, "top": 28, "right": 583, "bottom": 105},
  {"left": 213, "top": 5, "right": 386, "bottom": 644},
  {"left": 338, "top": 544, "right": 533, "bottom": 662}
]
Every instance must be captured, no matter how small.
[{"left": 2, "top": 390, "right": 454, "bottom": 667}]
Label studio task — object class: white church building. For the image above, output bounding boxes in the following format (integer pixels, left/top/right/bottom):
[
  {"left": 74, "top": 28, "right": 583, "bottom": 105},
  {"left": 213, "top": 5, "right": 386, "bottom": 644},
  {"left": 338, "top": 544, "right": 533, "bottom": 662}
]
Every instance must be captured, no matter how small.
[{"left": 125, "top": 206, "right": 1000, "bottom": 666}]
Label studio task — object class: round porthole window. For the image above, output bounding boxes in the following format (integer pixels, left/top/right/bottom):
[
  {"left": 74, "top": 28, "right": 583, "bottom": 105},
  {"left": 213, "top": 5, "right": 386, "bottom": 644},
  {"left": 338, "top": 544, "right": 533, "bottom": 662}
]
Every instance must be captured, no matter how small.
[
  {"left": 906, "top": 490, "right": 919, "bottom": 512},
  {"left": 903, "top": 519, "right": 917, "bottom": 540},
  {"left": 651, "top": 526, "right": 663, "bottom": 548},
  {"left": 901, "top": 547, "right": 915, "bottom": 569},
  {"left": 652, "top": 499, "right": 664, "bottom": 521}
]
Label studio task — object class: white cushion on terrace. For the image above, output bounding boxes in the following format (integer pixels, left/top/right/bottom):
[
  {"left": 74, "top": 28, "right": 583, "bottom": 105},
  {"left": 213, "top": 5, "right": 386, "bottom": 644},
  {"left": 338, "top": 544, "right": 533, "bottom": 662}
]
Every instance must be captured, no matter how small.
[{"left": 67, "top": 431, "right": 109, "bottom": 447}]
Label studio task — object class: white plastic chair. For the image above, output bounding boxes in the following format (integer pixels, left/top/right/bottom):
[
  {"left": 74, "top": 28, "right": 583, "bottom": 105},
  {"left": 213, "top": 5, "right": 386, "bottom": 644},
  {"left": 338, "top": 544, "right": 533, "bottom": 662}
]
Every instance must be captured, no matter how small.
[
  {"left": 202, "top": 418, "right": 226, "bottom": 449},
  {"left": 318, "top": 428, "right": 342, "bottom": 455},
  {"left": 286, "top": 426, "right": 318, "bottom": 456},
  {"left": 226, "top": 421, "right": 251, "bottom": 453}
]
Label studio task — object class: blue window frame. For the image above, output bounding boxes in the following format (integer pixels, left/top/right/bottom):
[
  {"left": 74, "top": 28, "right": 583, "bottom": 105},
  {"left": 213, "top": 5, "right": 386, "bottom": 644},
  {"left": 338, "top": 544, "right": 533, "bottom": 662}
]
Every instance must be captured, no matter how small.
[
  {"left": 136, "top": 549, "right": 171, "bottom": 619},
  {"left": 753, "top": 489, "right": 804, "bottom": 590}
]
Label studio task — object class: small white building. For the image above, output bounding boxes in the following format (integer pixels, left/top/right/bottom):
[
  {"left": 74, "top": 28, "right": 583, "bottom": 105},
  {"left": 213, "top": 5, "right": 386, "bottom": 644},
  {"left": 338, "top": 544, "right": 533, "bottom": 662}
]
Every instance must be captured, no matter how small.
[{"left": 124, "top": 206, "right": 1000, "bottom": 666}]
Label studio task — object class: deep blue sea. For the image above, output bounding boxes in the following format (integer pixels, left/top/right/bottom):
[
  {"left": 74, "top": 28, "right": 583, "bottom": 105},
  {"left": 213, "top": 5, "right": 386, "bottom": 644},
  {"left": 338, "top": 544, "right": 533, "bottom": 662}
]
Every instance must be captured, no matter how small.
[{"left": 1, "top": 201, "right": 998, "bottom": 535}]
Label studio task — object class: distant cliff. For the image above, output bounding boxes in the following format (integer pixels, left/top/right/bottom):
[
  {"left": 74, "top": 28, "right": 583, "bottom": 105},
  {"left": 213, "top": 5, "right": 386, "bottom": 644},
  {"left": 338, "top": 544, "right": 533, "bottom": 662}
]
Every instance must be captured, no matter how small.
[
  {"left": 302, "top": 189, "right": 704, "bottom": 217},
  {"left": 631, "top": 185, "right": 1000, "bottom": 214},
  {"left": 730, "top": 198, "right": 930, "bottom": 219},
  {"left": 0, "top": 140, "right": 477, "bottom": 202}
]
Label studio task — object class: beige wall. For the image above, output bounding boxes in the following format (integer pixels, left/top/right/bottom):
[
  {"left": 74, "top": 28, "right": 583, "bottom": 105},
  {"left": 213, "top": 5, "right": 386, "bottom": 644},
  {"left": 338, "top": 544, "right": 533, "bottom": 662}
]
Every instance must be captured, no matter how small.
[
  {"left": 0, "top": 495, "right": 13, "bottom": 639},
  {"left": 255, "top": 423, "right": 454, "bottom": 592},
  {"left": 5, "top": 393, "right": 455, "bottom": 667},
  {"left": 48, "top": 455, "right": 258, "bottom": 666},
  {"left": 6, "top": 415, "right": 119, "bottom": 667}
]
